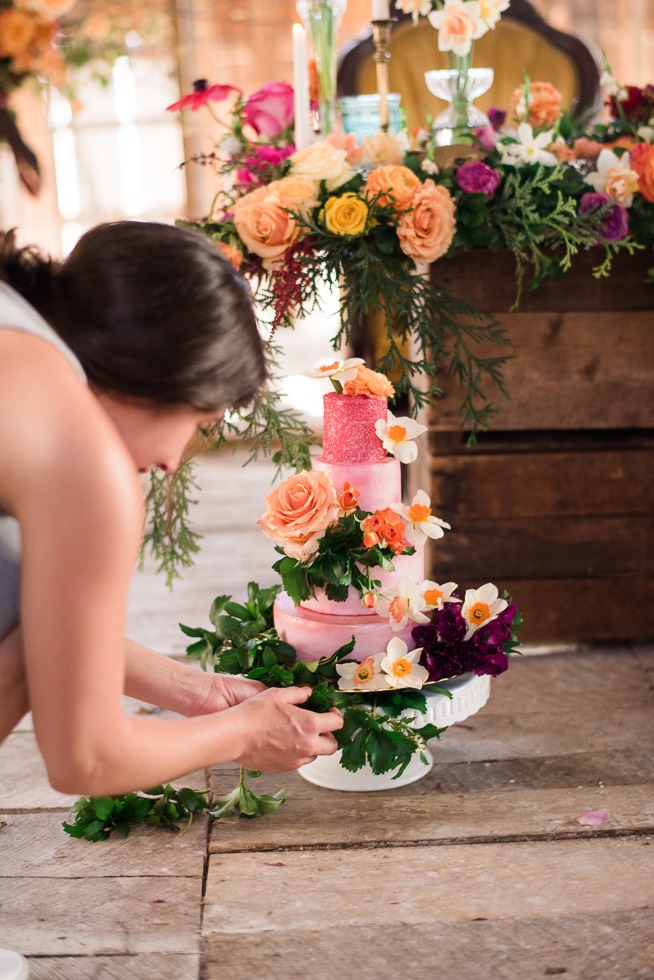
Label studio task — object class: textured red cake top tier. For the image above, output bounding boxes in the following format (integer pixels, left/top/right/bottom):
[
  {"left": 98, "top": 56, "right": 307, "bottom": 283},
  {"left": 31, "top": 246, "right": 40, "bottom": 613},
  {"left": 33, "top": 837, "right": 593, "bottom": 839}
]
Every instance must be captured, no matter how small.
[{"left": 321, "top": 392, "right": 387, "bottom": 463}]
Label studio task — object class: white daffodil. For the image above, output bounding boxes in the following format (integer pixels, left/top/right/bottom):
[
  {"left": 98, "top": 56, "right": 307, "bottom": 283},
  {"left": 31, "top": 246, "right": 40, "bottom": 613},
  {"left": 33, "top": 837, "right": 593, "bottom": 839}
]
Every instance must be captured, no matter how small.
[
  {"left": 584, "top": 148, "right": 640, "bottom": 207},
  {"left": 380, "top": 637, "right": 429, "bottom": 690},
  {"left": 336, "top": 653, "right": 387, "bottom": 692},
  {"left": 478, "top": 0, "right": 510, "bottom": 30},
  {"left": 374, "top": 411, "right": 427, "bottom": 464},
  {"left": 420, "top": 580, "right": 459, "bottom": 610},
  {"left": 394, "top": 489, "right": 451, "bottom": 547},
  {"left": 637, "top": 126, "right": 654, "bottom": 144},
  {"left": 599, "top": 70, "right": 625, "bottom": 100},
  {"left": 421, "top": 157, "right": 440, "bottom": 176},
  {"left": 428, "top": 0, "right": 487, "bottom": 57},
  {"left": 375, "top": 576, "right": 431, "bottom": 631},
  {"left": 395, "top": 0, "right": 433, "bottom": 24},
  {"left": 499, "top": 123, "right": 558, "bottom": 168},
  {"left": 305, "top": 357, "right": 365, "bottom": 385},
  {"left": 461, "top": 582, "right": 508, "bottom": 640}
]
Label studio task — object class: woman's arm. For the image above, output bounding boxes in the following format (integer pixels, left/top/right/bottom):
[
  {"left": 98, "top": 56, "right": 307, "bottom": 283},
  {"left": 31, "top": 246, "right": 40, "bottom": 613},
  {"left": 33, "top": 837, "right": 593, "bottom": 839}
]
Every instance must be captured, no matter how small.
[
  {"left": 123, "top": 638, "right": 266, "bottom": 715},
  {"left": 1, "top": 331, "right": 341, "bottom": 795}
]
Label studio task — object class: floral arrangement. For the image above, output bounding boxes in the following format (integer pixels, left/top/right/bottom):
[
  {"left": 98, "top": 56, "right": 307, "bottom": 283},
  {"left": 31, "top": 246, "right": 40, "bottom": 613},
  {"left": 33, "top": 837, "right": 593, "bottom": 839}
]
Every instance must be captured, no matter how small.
[{"left": 0, "top": 0, "right": 171, "bottom": 193}]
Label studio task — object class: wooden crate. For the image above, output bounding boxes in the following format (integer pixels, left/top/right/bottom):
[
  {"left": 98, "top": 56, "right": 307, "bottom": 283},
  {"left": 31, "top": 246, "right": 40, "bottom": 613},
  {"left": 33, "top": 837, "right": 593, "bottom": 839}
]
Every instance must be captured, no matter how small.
[{"left": 414, "top": 250, "right": 654, "bottom": 645}]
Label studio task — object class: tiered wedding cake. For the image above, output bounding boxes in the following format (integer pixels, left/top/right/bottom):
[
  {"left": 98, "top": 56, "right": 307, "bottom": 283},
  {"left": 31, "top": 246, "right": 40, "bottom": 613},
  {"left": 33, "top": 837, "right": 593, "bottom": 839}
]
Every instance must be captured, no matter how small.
[{"left": 262, "top": 361, "right": 451, "bottom": 664}]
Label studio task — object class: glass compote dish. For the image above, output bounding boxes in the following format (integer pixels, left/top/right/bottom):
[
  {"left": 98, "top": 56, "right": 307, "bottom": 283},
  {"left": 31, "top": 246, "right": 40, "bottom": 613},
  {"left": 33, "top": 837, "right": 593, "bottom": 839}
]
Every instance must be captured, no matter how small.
[{"left": 425, "top": 64, "right": 494, "bottom": 145}]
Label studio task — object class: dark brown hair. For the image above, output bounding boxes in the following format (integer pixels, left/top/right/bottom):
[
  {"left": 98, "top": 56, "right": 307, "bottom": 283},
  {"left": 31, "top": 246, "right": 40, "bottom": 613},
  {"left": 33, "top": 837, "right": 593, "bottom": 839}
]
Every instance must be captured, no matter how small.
[{"left": 0, "top": 222, "right": 266, "bottom": 412}]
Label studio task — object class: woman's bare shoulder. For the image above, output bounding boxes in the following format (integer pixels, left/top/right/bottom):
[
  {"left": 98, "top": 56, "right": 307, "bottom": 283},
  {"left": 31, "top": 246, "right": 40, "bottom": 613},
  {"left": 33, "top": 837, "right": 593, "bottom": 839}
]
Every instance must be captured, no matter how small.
[{"left": 0, "top": 328, "right": 142, "bottom": 536}]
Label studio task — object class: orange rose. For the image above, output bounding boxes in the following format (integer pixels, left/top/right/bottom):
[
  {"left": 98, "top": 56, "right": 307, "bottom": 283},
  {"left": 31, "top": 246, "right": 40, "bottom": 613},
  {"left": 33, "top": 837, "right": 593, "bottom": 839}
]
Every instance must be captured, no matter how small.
[
  {"left": 511, "top": 81, "right": 562, "bottom": 128},
  {"left": 266, "top": 176, "right": 320, "bottom": 216},
  {"left": 259, "top": 470, "right": 340, "bottom": 554},
  {"left": 396, "top": 179, "right": 455, "bottom": 263},
  {"left": 631, "top": 143, "right": 654, "bottom": 202},
  {"left": 343, "top": 365, "right": 395, "bottom": 398},
  {"left": 362, "top": 530, "right": 381, "bottom": 549},
  {"left": 0, "top": 9, "right": 37, "bottom": 57},
  {"left": 232, "top": 186, "right": 300, "bottom": 264},
  {"left": 365, "top": 165, "right": 421, "bottom": 210}
]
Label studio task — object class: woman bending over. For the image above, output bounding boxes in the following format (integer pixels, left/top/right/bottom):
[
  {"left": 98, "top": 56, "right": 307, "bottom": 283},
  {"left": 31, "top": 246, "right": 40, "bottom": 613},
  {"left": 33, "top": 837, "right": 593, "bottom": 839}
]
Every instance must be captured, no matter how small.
[{"left": 0, "top": 221, "right": 342, "bottom": 794}]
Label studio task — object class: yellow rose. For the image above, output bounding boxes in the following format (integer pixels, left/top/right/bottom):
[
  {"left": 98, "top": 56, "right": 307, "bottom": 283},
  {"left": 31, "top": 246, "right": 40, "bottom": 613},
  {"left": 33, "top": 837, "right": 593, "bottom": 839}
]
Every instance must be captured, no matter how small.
[{"left": 322, "top": 193, "right": 369, "bottom": 236}]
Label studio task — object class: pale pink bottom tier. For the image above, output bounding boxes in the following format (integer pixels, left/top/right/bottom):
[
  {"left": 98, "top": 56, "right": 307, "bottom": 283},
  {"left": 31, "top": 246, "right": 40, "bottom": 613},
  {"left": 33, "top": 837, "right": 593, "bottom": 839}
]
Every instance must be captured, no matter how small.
[{"left": 274, "top": 590, "right": 417, "bottom": 663}]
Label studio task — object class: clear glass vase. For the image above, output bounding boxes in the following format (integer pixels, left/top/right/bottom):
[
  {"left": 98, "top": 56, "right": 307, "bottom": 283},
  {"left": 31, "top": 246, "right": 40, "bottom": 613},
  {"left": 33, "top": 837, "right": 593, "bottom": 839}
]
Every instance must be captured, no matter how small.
[
  {"left": 424, "top": 63, "right": 494, "bottom": 146},
  {"left": 296, "top": 0, "right": 347, "bottom": 136}
]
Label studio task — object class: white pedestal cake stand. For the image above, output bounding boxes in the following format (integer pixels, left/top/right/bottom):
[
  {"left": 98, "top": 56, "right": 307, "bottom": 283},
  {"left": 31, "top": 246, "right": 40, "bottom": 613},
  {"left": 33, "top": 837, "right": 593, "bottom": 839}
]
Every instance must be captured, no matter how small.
[{"left": 298, "top": 672, "right": 491, "bottom": 792}]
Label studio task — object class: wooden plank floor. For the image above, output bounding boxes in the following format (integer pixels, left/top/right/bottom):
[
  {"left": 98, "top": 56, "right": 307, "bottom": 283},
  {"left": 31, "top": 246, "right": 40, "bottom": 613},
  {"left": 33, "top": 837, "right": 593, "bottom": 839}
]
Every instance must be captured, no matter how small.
[{"left": 1, "top": 448, "right": 652, "bottom": 979}]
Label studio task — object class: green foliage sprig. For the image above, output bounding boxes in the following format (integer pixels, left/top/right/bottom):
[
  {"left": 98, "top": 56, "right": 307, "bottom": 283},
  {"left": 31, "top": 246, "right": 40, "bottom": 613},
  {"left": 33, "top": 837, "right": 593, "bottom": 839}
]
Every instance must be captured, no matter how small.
[
  {"left": 63, "top": 785, "right": 208, "bottom": 842},
  {"left": 271, "top": 509, "right": 414, "bottom": 606}
]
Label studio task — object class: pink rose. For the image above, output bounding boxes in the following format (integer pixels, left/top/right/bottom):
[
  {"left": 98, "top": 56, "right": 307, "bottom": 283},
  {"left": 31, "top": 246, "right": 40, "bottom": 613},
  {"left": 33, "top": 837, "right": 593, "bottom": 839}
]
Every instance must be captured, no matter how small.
[
  {"left": 244, "top": 82, "right": 294, "bottom": 137},
  {"left": 397, "top": 179, "right": 456, "bottom": 263},
  {"left": 259, "top": 470, "right": 340, "bottom": 559}
]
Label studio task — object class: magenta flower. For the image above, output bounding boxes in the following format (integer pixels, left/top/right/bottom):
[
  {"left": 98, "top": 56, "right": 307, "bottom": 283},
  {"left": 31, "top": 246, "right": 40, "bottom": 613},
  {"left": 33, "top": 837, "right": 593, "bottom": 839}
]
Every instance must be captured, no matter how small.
[
  {"left": 167, "top": 79, "right": 240, "bottom": 112},
  {"left": 412, "top": 598, "right": 517, "bottom": 682},
  {"left": 579, "top": 192, "right": 629, "bottom": 242},
  {"left": 487, "top": 107, "right": 506, "bottom": 130},
  {"left": 244, "top": 82, "right": 295, "bottom": 137},
  {"left": 456, "top": 160, "right": 502, "bottom": 198},
  {"left": 472, "top": 125, "right": 497, "bottom": 152},
  {"left": 236, "top": 144, "right": 295, "bottom": 186}
]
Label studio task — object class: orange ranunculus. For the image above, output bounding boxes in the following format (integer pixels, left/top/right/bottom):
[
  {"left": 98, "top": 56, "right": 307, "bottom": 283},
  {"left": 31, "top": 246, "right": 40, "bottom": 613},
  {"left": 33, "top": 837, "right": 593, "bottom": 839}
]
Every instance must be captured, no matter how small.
[
  {"left": 259, "top": 469, "right": 340, "bottom": 546},
  {"left": 631, "top": 143, "right": 654, "bottom": 202},
  {"left": 337, "top": 482, "right": 361, "bottom": 514},
  {"left": 0, "top": 9, "right": 37, "bottom": 57},
  {"left": 396, "top": 179, "right": 455, "bottom": 263},
  {"left": 511, "top": 81, "right": 562, "bottom": 129},
  {"left": 217, "top": 241, "right": 243, "bottom": 270},
  {"left": 365, "top": 165, "right": 421, "bottom": 211},
  {"left": 232, "top": 186, "right": 301, "bottom": 264},
  {"left": 343, "top": 365, "right": 395, "bottom": 399}
]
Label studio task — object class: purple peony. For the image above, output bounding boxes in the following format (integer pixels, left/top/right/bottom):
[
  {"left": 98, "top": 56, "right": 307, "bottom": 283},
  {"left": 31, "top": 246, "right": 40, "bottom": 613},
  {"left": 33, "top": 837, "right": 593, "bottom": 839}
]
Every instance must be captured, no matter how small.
[
  {"left": 456, "top": 160, "right": 502, "bottom": 198},
  {"left": 579, "top": 192, "right": 629, "bottom": 242}
]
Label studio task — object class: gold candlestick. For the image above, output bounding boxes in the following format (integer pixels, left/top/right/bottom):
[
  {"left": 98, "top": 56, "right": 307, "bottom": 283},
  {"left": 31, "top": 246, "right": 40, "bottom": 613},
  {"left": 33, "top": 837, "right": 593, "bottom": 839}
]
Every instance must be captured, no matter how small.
[{"left": 371, "top": 19, "right": 394, "bottom": 133}]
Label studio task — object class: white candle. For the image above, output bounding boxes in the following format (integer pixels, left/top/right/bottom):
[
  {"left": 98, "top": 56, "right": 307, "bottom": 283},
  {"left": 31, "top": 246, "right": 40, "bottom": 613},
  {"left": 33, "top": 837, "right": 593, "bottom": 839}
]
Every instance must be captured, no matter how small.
[
  {"left": 372, "top": 0, "right": 390, "bottom": 19},
  {"left": 292, "top": 23, "right": 312, "bottom": 152}
]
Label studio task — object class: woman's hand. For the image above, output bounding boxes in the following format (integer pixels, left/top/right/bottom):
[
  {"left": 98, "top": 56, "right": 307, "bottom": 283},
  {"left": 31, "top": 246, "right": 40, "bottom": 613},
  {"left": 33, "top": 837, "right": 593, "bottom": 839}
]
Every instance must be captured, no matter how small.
[
  {"left": 186, "top": 672, "right": 267, "bottom": 715},
  {"left": 229, "top": 686, "right": 344, "bottom": 772}
]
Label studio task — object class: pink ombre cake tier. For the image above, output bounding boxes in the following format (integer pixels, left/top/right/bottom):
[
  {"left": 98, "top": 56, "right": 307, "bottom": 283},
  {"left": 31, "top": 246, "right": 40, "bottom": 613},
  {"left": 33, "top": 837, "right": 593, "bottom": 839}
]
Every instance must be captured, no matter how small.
[
  {"left": 274, "top": 591, "right": 416, "bottom": 663},
  {"left": 321, "top": 392, "right": 387, "bottom": 463},
  {"left": 312, "top": 455, "right": 400, "bottom": 514},
  {"left": 299, "top": 549, "right": 425, "bottom": 616}
]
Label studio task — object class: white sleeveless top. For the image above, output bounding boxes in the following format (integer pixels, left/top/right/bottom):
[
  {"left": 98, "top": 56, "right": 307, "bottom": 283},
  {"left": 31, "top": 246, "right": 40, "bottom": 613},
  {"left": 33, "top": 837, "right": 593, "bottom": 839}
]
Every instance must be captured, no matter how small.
[{"left": 0, "top": 282, "right": 86, "bottom": 640}]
